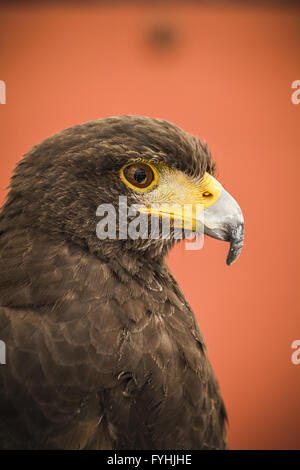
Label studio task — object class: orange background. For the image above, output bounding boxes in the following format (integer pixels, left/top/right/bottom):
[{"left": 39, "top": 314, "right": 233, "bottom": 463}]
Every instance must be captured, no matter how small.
[{"left": 0, "top": 2, "right": 299, "bottom": 449}]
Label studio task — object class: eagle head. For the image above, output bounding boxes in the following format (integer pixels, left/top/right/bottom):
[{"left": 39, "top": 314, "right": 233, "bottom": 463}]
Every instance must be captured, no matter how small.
[{"left": 4, "top": 116, "right": 244, "bottom": 265}]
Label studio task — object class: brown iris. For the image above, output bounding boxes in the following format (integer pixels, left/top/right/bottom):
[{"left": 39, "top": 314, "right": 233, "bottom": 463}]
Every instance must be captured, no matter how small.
[{"left": 123, "top": 163, "right": 154, "bottom": 189}]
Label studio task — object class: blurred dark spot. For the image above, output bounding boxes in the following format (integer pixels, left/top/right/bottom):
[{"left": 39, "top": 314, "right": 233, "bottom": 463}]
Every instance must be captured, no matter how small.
[{"left": 146, "top": 22, "right": 178, "bottom": 51}]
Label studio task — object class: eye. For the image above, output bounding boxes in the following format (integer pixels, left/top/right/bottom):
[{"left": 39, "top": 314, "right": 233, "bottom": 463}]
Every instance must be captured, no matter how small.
[{"left": 122, "top": 163, "right": 155, "bottom": 189}]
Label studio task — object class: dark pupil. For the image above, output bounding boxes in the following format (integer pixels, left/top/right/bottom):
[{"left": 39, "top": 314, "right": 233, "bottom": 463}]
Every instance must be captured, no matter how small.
[{"left": 134, "top": 168, "right": 147, "bottom": 183}]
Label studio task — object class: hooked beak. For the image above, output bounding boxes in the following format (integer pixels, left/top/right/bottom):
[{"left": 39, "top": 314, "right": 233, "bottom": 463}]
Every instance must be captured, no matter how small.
[
  {"left": 138, "top": 170, "right": 244, "bottom": 265},
  {"left": 199, "top": 181, "right": 244, "bottom": 265}
]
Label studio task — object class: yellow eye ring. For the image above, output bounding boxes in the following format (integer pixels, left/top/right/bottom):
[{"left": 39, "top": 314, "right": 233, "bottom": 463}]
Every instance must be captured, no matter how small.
[{"left": 120, "top": 162, "right": 158, "bottom": 192}]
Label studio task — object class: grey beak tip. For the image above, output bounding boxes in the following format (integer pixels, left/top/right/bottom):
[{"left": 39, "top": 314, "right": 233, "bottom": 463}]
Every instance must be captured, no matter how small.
[
  {"left": 226, "top": 224, "right": 244, "bottom": 266},
  {"left": 226, "top": 253, "right": 239, "bottom": 266},
  {"left": 226, "top": 248, "right": 242, "bottom": 266}
]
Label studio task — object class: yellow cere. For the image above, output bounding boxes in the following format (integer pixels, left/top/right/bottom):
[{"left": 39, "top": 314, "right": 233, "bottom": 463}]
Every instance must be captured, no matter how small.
[
  {"left": 139, "top": 166, "right": 221, "bottom": 208},
  {"left": 120, "top": 162, "right": 222, "bottom": 231}
]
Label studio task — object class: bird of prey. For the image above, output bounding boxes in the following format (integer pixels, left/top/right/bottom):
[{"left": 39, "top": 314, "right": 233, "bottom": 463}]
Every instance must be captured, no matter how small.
[{"left": 0, "top": 116, "right": 244, "bottom": 450}]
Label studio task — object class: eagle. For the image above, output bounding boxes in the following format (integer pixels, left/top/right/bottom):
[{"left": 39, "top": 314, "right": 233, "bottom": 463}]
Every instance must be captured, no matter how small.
[{"left": 0, "top": 116, "right": 244, "bottom": 450}]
